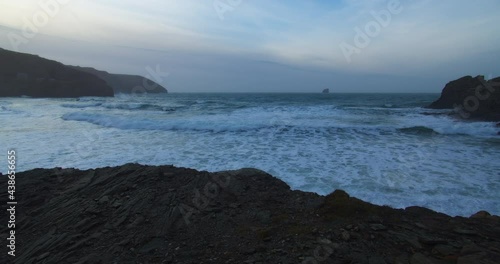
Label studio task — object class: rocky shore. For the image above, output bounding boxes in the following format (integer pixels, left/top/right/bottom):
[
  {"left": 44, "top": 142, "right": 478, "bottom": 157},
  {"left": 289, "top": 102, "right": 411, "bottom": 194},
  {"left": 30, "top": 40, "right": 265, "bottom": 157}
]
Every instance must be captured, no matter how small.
[
  {"left": 428, "top": 75, "right": 500, "bottom": 122},
  {"left": 1, "top": 164, "right": 499, "bottom": 263}
]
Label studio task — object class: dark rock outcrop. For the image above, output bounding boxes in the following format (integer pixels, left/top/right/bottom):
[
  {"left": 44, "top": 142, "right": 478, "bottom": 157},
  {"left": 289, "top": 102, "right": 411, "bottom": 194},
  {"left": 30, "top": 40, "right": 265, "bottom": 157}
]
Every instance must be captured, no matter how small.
[
  {"left": 322, "top": 88, "right": 330, "bottom": 94},
  {"left": 70, "top": 66, "right": 168, "bottom": 94},
  {"left": 0, "top": 48, "right": 114, "bottom": 98},
  {"left": 428, "top": 75, "right": 500, "bottom": 121},
  {"left": 1, "top": 164, "right": 499, "bottom": 263}
]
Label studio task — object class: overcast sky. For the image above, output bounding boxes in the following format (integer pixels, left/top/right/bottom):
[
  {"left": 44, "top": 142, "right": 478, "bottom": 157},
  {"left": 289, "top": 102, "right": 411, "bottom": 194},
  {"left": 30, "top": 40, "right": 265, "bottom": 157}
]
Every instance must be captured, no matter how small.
[{"left": 1, "top": 0, "right": 499, "bottom": 92}]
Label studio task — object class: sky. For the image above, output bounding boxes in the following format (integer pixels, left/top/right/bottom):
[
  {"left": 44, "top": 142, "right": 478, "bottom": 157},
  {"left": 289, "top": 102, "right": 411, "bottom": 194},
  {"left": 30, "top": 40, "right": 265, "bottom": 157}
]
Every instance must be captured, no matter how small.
[{"left": 0, "top": 0, "right": 499, "bottom": 92}]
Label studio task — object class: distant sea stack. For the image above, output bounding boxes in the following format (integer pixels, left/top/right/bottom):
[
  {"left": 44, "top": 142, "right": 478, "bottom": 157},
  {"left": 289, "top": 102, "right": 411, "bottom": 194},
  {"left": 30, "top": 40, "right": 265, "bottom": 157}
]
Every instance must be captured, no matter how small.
[
  {"left": 322, "top": 88, "right": 330, "bottom": 94},
  {"left": 0, "top": 48, "right": 114, "bottom": 98},
  {"left": 428, "top": 75, "right": 500, "bottom": 121},
  {"left": 70, "top": 66, "right": 168, "bottom": 94}
]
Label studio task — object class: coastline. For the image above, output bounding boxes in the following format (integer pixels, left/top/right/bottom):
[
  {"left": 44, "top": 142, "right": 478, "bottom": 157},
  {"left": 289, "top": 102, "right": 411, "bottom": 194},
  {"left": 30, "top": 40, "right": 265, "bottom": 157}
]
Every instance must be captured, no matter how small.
[{"left": 1, "top": 163, "right": 499, "bottom": 263}]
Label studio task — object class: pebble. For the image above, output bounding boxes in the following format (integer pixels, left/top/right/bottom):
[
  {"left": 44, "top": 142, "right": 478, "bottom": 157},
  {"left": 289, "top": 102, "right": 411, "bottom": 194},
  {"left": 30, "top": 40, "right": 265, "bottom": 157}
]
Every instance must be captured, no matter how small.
[
  {"left": 461, "top": 243, "right": 483, "bottom": 255},
  {"left": 36, "top": 252, "right": 51, "bottom": 261},
  {"left": 454, "top": 228, "right": 477, "bottom": 235},
  {"left": 410, "top": 253, "right": 436, "bottom": 264},
  {"left": 431, "top": 244, "right": 457, "bottom": 256},
  {"left": 341, "top": 231, "right": 350, "bottom": 241},
  {"left": 370, "top": 224, "right": 387, "bottom": 231}
]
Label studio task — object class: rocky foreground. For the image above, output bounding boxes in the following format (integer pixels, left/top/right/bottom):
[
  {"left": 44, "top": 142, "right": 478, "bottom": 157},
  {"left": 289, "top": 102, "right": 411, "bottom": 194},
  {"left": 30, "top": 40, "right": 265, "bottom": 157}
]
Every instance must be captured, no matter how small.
[{"left": 1, "top": 164, "right": 499, "bottom": 264}]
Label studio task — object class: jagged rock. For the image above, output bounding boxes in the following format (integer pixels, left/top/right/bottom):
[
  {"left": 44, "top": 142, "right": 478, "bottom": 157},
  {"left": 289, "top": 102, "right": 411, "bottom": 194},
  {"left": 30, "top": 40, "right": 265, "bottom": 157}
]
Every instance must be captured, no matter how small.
[
  {"left": 454, "top": 228, "right": 478, "bottom": 235},
  {"left": 370, "top": 223, "right": 388, "bottom": 231},
  {"left": 389, "top": 230, "right": 422, "bottom": 249},
  {"left": 1, "top": 164, "right": 499, "bottom": 263},
  {"left": 428, "top": 75, "right": 500, "bottom": 121},
  {"left": 431, "top": 244, "right": 458, "bottom": 256},
  {"left": 394, "top": 254, "right": 410, "bottom": 264},
  {"left": 470, "top": 210, "right": 491, "bottom": 219},
  {"left": 139, "top": 237, "right": 166, "bottom": 253},
  {"left": 98, "top": 195, "right": 110, "bottom": 204},
  {"left": 36, "top": 252, "right": 50, "bottom": 261},
  {"left": 410, "top": 253, "right": 436, "bottom": 264},
  {"left": 461, "top": 243, "right": 483, "bottom": 255},
  {"left": 369, "top": 255, "right": 388, "bottom": 264},
  {"left": 457, "top": 253, "right": 490, "bottom": 264},
  {"left": 340, "top": 230, "right": 350, "bottom": 241}
]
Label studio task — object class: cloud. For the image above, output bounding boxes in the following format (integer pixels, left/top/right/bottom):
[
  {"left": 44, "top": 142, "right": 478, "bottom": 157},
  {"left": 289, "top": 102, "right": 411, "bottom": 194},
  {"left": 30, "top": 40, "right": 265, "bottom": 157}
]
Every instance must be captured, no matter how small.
[
  {"left": 0, "top": 0, "right": 499, "bottom": 92},
  {"left": 251, "top": 0, "right": 500, "bottom": 74}
]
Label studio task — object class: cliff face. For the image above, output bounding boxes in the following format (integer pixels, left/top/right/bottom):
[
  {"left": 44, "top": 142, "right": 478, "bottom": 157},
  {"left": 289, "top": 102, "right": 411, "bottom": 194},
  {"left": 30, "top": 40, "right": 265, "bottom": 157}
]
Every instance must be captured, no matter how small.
[
  {"left": 71, "top": 66, "right": 168, "bottom": 94},
  {"left": 428, "top": 75, "right": 500, "bottom": 121},
  {"left": 0, "top": 48, "right": 114, "bottom": 98}
]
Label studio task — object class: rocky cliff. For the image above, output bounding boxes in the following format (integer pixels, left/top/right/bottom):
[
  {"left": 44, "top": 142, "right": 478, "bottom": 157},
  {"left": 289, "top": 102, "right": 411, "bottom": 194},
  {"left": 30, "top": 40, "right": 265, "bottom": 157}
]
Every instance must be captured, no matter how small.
[
  {"left": 0, "top": 48, "right": 114, "bottom": 98},
  {"left": 70, "top": 66, "right": 168, "bottom": 94},
  {"left": 428, "top": 75, "right": 500, "bottom": 121},
  {"left": 1, "top": 164, "right": 499, "bottom": 263}
]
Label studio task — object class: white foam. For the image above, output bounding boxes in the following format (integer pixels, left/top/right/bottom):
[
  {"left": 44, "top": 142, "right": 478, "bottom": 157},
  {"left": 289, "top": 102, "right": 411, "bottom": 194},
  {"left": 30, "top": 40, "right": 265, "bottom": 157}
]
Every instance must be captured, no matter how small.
[
  {"left": 2, "top": 96, "right": 499, "bottom": 217},
  {"left": 61, "top": 102, "right": 103, "bottom": 108},
  {"left": 398, "top": 113, "right": 498, "bottom": 137}
]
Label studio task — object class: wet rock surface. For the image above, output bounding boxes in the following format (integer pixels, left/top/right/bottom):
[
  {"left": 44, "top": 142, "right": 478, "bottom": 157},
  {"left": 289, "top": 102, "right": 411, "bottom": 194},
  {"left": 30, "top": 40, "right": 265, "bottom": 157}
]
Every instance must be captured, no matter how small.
[{"left": 1, "top": 164, "right": 499, "bottom": 263}]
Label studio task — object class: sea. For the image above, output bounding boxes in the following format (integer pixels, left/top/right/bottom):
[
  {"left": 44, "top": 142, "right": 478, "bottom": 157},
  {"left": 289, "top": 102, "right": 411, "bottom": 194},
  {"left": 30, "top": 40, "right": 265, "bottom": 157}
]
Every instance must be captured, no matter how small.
[{"left": 1, "top": 93, "right": 499, "bottom": 216}]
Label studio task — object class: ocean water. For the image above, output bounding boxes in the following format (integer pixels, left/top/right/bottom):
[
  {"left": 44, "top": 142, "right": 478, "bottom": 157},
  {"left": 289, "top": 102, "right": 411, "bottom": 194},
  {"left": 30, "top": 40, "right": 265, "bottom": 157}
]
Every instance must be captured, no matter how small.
[{"left": 1, "top": 93, "right": 499, "bottom": 216}]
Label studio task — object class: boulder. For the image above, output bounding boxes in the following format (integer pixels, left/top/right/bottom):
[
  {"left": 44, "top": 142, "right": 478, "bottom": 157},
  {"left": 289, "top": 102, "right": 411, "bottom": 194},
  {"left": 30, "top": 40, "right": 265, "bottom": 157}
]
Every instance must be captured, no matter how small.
[
  {"left": 470, "top": 210, "right": 491, "bottom": 219},
  {"left": 428, "top": 75, "right": 500, "bottom": 121}
]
